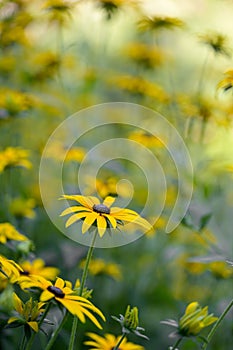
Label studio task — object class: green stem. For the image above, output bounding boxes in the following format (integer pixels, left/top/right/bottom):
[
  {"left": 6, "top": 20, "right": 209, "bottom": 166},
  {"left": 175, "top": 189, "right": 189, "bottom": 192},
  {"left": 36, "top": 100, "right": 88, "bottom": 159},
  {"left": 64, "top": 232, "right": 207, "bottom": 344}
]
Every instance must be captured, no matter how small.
[
  {"left": 68, "top": 229, "right": 98, "bottom": 350},
  {"left": 171, "top": 337, "right": 182, "bottom": 350},
  {"left": 113, "top": 333, "right": 127, "bottom": 350},
  {"left": 202, "top": 299, "right": 233, "bottom": 350},
  {"left": 45, "top": 311, "right": 68, "bottom": 350},
  {"left": 25, "top": 302, "right": 51, "bottom": 350},
  {"left": 20, "top": 333, "right": 26, "bottom": 350}
]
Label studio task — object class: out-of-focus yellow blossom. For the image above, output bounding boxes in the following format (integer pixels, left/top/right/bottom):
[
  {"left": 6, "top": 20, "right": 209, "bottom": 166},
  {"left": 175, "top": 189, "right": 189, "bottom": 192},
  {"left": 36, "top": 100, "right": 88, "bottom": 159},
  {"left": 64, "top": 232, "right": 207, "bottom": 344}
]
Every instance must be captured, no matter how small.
[
  {"left": 85, "top": 332, "right": 145, "bottom": 350},
  {"left": 0, "top": 255, "right": 23, "bottom": 283},
  {"left": 217, "top": 69, "right": 233, "bottom": 92},
  {"left": 108, "top": 74, "right": 169, "bottom": 103},
  {"left": 61, "top": 194, "right": 152, "bottom": 237},
  {"left": 83, "top": 176, "right": 132, "bottom": 199},
  {"left": 138, "top": 16, "right": 184, "bottom": 32},
  {"left": 199, "top": 32, "right": 230, "bottom": 56},
  {"left": 123, "top": 42, "right": 165, "bottom": 69},
  {"left": 0, "top": 223, "right": 28, "bottom": 244},
  {"left": 145, "top": 216, "right": 166, "bottom": 237},
  {"left": 179, "top": 302, "right": 218, "bottom": 336},
  {"left": 209, "top": 261, "right": 233, "bottom": 279},
  {"left": 44, "top": 141, "right": 85, "bottom": 163},
  {"left": 10, "top": 197, "right": 36, "bottom": 219},
  {"left": 0, "top": 55, "right": 16, "bottom": 75},
  {"left": 128, "top": 130, "right": 164, "bottom": 148},
  {"left": 95, "top": 0, "right": 126, "bottom": 19},
  {"left": 8, "top": 293, "right": 45, "bottom": 333},
  {"left": 80, "top": 258, "right": 122, "bottom": 280},
  {"left": 19, "top": 276, "right": 105, "bottom": 329},
  {"left": 0, "top": 89, "right": 36, "bottom": 116},
  {"left": 18, "top": 258, "right": 59, "bottom": 281},
  {"left": 43, "top": 0, "right": 76, "bottom": 26},
  {"left": 0, "top": 147, "right": 32, "bottom": 173},
  {"left": 26, "top": 51, "right": 61, "bottom": 82}
]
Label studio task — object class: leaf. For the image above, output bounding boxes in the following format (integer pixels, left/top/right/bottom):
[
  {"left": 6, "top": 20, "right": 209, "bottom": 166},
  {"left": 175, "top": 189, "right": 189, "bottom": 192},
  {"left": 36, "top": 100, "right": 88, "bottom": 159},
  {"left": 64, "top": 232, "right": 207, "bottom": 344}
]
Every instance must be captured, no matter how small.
[{"left": 199, "top": 213, "right": 212, "bottom": 230}]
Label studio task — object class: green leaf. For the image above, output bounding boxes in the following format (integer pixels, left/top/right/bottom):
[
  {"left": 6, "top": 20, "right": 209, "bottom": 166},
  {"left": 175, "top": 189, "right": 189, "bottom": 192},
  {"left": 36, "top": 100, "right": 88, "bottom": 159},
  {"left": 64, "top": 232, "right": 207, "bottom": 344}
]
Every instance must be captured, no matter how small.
[{"left": 199, "top": 213, "right": 212, "bottom": 230}]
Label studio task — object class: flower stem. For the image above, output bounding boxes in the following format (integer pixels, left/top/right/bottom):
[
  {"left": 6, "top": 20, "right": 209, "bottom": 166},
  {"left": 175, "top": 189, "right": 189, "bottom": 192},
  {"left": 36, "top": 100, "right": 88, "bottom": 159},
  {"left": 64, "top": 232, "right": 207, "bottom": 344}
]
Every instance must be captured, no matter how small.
[
  {"left": 113, "top": 333, "right": 127, "bottom": 350},
  {"left": 25, "top": 302, "right": 51, "bottom": 350},
  {"left": 201, "top": 299, "right": 233, "bottom": 350},
  {"left": 68, "top": 228, "right": 98, "bottom": 350},
  {"left": 171, "top": 337, "right": 182, "bottom": 350},
  {"left": 45, "top": 311, "right": 68, "bottom": 350}
]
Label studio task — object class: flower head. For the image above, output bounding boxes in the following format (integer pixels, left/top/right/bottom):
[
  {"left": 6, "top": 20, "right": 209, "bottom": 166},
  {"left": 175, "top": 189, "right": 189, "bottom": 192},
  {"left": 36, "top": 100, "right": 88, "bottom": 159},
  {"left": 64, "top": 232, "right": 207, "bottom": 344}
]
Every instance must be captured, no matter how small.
[
  {"left": 112, "top": 305, "right": 149, "bottom": 340},
  {"left": 0, "top": 255, "right": 23, "bottom": 283},
  {"left": 60, "top": 195, "right": 152, "bottom": 237},
  {"left": 7, "top": 293, "right": 45, "bottom": 332},
  {"left": 20, "top": 276, "right": 105, "bottom": 329},
  {"left": 84, "top": 332, "right": 145, "bottom": 350},
  {"left": 178, "top": 302, "right": 218, "bottom": 336},
  {"left": 0, "top": 147, "right": 32, "bottom": 173},
  {"left": 217, "top": 69, "right": 233, "bottom": 93},
  {"left": 18, "top": 258, "right": 59, "bottom": 281},
  {"left": 9, "top": 197, "right": 36, "bottom": 219},
  {"left": 199, "top": 32, "right": 230, "bottom": 56},
  {"left": 80, "top": 258, "right": 122, "bottom": 280},
  {"left": 0, "top": 223, "right": 28, "bottom": 244},
  {"left": 138, "top": 16, "right": 184, "bottom": 32}
]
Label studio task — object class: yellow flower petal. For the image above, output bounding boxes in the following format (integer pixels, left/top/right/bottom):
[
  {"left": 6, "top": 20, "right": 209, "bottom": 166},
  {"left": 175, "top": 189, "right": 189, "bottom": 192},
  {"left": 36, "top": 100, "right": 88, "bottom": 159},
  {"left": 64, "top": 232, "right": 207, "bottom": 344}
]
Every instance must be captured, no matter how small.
[
  {"left": 40, "top": 290, "right": 54, "bottom": 302},
  {"left": 97, "top": 216, "right": 107, "bottom": 237},
  {"left": 60, "top": 206, "right": 92, "bottom": 216},
  {"left": 103, "top": 196, "right": 116, "bottom": 208},
  {"left": 103, "top": 214, "right": 117, "bottom": 229},
  {"left": 28, "top": 321, "right": 38, "bottom": 332},
  {"left": 55, "top": 277, "right": 65, "bottom": 289},
  {"left": 65, "top": 213, "right": 88, "bottom": 228},
  {"left": 13, "top": 293, "right": 23, "bottom": 314},
  {"left": 82, "top": 212, "right": 99, "bottom": 234}
]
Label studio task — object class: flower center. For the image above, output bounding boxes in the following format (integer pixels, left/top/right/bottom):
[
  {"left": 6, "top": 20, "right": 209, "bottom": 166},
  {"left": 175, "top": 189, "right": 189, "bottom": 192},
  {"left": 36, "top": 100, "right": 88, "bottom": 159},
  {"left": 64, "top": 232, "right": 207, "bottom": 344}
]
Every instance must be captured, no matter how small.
[
  {"left": 20, "top": 270, "right": 29, "bottom": 276},
  {"left": 47, "top": 286, "right": 65, "bottom": 298},
  {"left": 93, "top": 204, "right": 110, "bottom": 214}
]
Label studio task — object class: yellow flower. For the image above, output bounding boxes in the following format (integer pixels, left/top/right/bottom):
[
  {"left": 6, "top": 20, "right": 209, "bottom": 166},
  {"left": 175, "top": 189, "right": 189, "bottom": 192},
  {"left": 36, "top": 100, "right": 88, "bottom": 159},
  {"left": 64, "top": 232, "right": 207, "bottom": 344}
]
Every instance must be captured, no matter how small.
[
  {"left": 83, "top": 176, "right": 131, "bottom": 199},
  {"left": 217, "top": 69, "right": 233, "bottom": 92},
  {"left": 44, "top": 141, "right": 85, "bottom": 163},
  {"left": 123, "top": 42, "right": 165, "bottom": 69},
  {"left": 0, "top": 255, "right": 23, "bottom": 283},
  {"left": 84, "top": 332, "right": 145, "bottom": 350},
  {"left": 19, "top": 258, "right": 59, "bottom": 281},
  {"left": 0, "top": 89, "right": 35, "bottom": 116},
  {"left": 179, "top": 302, "right": 218, "bottom": 336},
  {"left": 43, "top": 0, "right": 75, "bottom": 25},
  {"left": 0, "top": 223, "right": 28, "bottom": 244},
  {"left": 138, "top": 16, "right": 184, "bottom": 32},
  {"left": 60, "top": 195, "right": 152, "bottom": 237},
  {"left": 128, "top": 130, "right": 164, "bottom": 148},
  {"left": 0, "top": 147, "right": 32, "bottom": 173},
  {"left": 80, "top": 258, "right": 122, "bottom": 280},
  {"left": 8, "top": 293, "right": 45, "bottom": 332},
  {"left": 96, "top": 0, "right": 125, "bottom": 19},
  {"left": 9, "top": 198, "right": 36, "bottom": 219},
  {"left": 108, "top": 74, "right": 169, "bottom": 103},
  {"left": 199, "top": 32, "right": 230, "bottom": 56},
  {"left": 20, "top": 276, "right": 105, "bottom": 329},
  {"left": 208, "top": 261, "right": 233, "bottom": 279}
]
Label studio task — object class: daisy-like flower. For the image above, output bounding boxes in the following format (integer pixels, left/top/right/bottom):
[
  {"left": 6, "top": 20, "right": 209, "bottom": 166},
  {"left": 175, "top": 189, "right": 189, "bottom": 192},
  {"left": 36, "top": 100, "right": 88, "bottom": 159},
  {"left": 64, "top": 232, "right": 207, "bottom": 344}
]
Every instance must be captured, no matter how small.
[
  {"left": 162, "top": 302, "right": 218, "bottom": 337},
  {"left": 199, "top": 32, "right": 230, "bottom": 56},
  {"left": 20, "top": 276, "right": 105, "bottom": 329},
  {"left": 0, "top": 147, "right": 32, "bottom": 173},
  {"left": 18, "top": 258, "right": 59, "bottom": 281},
  {"left": 0, "top": 255, "right": 23, "bottom": 282},
  {"left": 84, "top": 332, "right": 145, "bottom": 350},
  {"left": 217, "top": 69, "right": 233, "bottom": 92},
  {"left": 60, "top": 195, "right": 152, "bottom": 237},
  {"left": 9, "top": 197, "right": 36, "bottom": 219},
  {"left": 0, "top": 222, "right": 28, "bottom": 244},
  {"left": 138, "top": 16, "right": 184, "bottom": 32},
  {"left": 8, "top": 293, "right": 45, "bottom": 332},
  {"left": 80, "top": 258, "right": 122, "bottom": 281}
]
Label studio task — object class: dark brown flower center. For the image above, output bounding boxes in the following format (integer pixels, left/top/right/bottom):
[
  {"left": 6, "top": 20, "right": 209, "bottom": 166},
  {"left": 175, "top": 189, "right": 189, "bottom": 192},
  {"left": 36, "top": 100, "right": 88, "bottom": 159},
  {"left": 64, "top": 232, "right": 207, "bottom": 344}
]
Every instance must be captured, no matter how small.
[
  {"left": 93, "top": 204, "right": 110, "bottom": 214},
  {"left": 47, "top": 286, "right": 65, "bottom": 298},
  {"left": 20, "top": 270, "right": 29, "bottom": 276}
]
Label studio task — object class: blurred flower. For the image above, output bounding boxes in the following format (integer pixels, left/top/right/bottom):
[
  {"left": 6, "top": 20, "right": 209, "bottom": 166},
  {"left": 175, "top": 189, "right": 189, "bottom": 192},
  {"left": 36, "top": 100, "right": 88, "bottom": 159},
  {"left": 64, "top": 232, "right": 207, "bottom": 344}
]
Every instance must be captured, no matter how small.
[
  {"left": 128, "top": 130, "right": 164, "bottom": 148},
  {"left": 183, "top": 257, "right": 233, "bottom": 279},
  {"left": 0, "top": 147, "right": 32, "bottom": 172},
  {"left": 95, "top": 0, "right": 125, "bottom": 19},
  {"left": 20, "top": 276, "right": 105, "bottom": 329},
  {"left": 0, "top": 222, "right": 28, "bottom": 244},
  {"left": 179, "top": 302, "right": 218, "bottom": 336},
  {"left": 60, "top": 195, "right": 152, "bottom": 237},
  {"left": 7, "top": 293, "right": 45, "bottom": 332},
  {"left": 108, "top": 74, "right": 169, "bottom": 103},
  {"left": 10, "top": 197, "right": 36, "bottom": 219},
  {"left": 0, "top": 55, "right": 16, "bottom": 75},
  {"left": 112, "top": 305, "right": 149, "bottom": 340},
  {"left": 199, "top": 32, "right": 230, "bottom": 56},
  {"left": 138, "top": 16, "right": 184, "bottom": 32},
  {"left": 84, "top": 332, "right": 145, "bottom": 349},
  {"left": 83, "top": 176, "right": 131, "bottom": 199},
  {"left": 217, "top": 69, "right": 233, "bottom": 92},
  {"left": 0, "top": 89, "right": 36, "bottom": 117},
  {"left": 44, "top": 141, "right": 85, "bottom": 163},
  {"left": 123, "top": 42, "right": 165, "bottom": 69},
  {"left": 19, "top": 258, "right": 59, "bottom": 281},
  {"left": 0, "top": 255, "right": 23, "bottom": 282},
  {"left": 43, "top": 0, "right": 76, "bottom": 26},
  {"left": 80, "top": 258, "right": 122, "bottom": 280}
]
